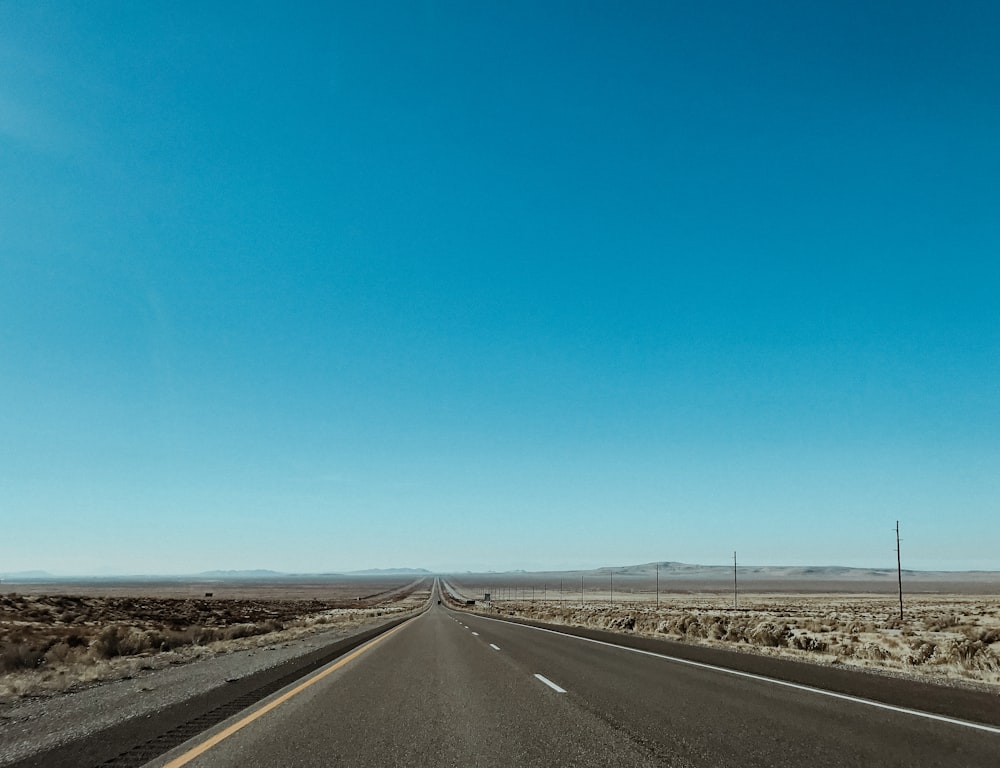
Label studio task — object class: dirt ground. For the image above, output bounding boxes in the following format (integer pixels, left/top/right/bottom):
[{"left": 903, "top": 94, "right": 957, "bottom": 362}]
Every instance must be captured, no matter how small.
[
  {"left": 446, "top": 579, "right": 1000, "bottom": 690},
  {"left": 0, "top": 577, "right": 431, "bottom": 702}
]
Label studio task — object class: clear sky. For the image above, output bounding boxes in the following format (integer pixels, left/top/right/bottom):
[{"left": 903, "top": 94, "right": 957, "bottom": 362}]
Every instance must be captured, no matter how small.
[{"left": 2, "top": 1, "right": 998, "bottom": 575}]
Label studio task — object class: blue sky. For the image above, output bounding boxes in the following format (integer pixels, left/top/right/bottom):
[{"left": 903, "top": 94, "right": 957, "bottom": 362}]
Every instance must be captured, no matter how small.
[{"left": 2, "top": 1, "right": 998, "bottom": 574}]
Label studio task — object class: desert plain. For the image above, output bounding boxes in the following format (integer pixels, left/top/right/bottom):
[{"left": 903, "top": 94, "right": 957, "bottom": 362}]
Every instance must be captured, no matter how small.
[
  {"left": 0, "top": 576, "right": 431, "bottom": 703},
  {"left": 2, "top": 564, "right": 998, "bottom": 708},
  {"left": 444, "top": 564, "right": 1000, "bottom": 690}
]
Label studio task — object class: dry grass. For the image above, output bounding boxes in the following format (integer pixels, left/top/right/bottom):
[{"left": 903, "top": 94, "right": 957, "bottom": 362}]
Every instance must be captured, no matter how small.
[
  {"left": 450, "top": 587, "right": 1000, "bottom": 689},
  {"left": 0, "top": 578, "right": 430, "bottom": 701}
]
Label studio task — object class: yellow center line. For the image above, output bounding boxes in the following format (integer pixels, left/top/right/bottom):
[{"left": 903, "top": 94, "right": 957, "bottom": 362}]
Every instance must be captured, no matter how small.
[{"left": 160, "top": 616, "right": 419, "bottom": 768}]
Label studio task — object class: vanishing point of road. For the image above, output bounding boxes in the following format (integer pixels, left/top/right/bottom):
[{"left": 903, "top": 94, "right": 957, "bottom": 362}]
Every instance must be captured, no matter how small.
[{"left": 135, "top": 582, "right": 999, "bottom": 768}]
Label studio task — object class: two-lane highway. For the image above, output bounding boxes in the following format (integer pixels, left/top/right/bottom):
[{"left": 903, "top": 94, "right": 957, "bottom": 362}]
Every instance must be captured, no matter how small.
[
  {"left": 147, "top": 597, "right": 999, "bottom": 768},
  {"left": 150, "top": 602, "right": 661, "bottom": 768},
  {"left": 456, "top": 610, "right": 999, "bottom": 766}
]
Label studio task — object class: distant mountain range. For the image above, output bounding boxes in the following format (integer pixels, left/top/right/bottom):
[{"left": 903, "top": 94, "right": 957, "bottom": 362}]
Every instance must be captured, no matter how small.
[
  {"left": 484, "top": 562, "right": 999, "bottom": 582},
  {"left": 1, "top": 570, "right": 55, "bottom": 580},
  {"left": 2, "top": 563, "right": 994, "bottom": 583},
  {"left": 0, "top": 567, "right": 432, "bottom": 582}
]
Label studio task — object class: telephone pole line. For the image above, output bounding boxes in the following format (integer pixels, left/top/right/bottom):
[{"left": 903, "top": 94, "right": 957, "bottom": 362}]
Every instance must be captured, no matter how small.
[
  {"left": 655, "top": 562, "right": 659, "bottom": 608},
  {"left": 733, "top": 551, "right": 738, "bottom": 610},
  {"left": 896, "top": 521, "right": 904, "bottom": 620}
]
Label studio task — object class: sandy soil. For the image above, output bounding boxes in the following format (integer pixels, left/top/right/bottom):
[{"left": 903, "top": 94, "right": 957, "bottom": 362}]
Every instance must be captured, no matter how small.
[
  {"left": 0, "top": 606, "right": 424, "bottom": 766},
  {"left": 0, "top": 578, "right": 430, "bottom": 702},
  {"left": 0, "top": 580, "right": 430, "bottom": 766},
  {"left": 446, "top": 581, "right": 1000, "bottom": 691}
]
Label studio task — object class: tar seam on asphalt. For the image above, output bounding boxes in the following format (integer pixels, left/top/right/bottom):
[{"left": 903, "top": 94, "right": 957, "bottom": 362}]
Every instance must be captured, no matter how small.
[
  {"left": 97, "top": 675, "right": 304, "bottom": 767},
  {"left": 90, "top": 618, "right": 416, "bottom": 768}
]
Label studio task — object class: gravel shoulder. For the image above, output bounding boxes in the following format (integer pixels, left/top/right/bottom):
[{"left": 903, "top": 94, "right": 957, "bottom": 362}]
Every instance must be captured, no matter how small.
[
  {"left": 441, "top": 587, "right": 1000, "bottom": 692},
  {"left": 0, "top": 609, "right": 417, "bottom": 766}
]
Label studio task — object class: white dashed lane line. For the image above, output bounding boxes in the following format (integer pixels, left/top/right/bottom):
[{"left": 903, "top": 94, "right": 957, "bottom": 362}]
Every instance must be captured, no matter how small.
[
  {"left": 534, "top": 674, "right": 567, "bottom": 694},
  {"left": 456, "top": 616, "right": 567, "bottom": 697},
  {"left": 474, "top": 614, "right": 1000, "bottom": 735}
]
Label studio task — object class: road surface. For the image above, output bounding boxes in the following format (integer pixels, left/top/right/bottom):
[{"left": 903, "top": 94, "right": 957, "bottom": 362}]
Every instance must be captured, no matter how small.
[{"left": 143, "top": 595, "right": 999, "bottom": 767}]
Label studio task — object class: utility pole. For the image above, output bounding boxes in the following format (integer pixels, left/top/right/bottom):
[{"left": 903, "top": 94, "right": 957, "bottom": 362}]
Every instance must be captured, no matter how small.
[
  {"left": 655, "top": 562, "right": 659, "bottom": 608},
  {"left": 896, "top": 521, "right": 904, "bottom": 620},
  {"left": 733, "top": 551, "right": 738, "bottom": 610},
  {"left": 610, "top": 569, "right": 614, "bottom": 607},
  {"left": 560, "top": 579, "right": 563, "bottom": 604},
  {"left": 581, "top": 575, "right": 584, "bottom": 608}
]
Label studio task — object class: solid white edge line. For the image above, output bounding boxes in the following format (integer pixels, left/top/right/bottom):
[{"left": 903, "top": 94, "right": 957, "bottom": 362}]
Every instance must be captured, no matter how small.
[
  {"left": 489, "top": 643, "right": 501, "bottom": 650},
  {"left": 475, "top": 614, "right": 1000, "bottom": 735},
  {"left": 534, "top": 673, "right": 567, "bottom": 693}
]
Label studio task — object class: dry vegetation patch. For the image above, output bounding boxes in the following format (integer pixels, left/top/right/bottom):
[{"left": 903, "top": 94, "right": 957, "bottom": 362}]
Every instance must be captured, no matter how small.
[
  {"left": 0, "top": 580, "right": 429, "bottom": 702},
  {"left": 460, "top": 592, "right": 1000, "bottom": 689}
]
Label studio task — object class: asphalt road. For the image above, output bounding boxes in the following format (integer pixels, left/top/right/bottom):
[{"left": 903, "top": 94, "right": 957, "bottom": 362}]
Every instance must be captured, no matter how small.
[{"left": 146, "top": 597, "right": 999, "bottom": 768}]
